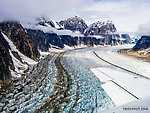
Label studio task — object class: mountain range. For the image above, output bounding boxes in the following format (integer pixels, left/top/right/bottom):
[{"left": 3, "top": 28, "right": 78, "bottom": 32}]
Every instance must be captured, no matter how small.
[{"left": 0, "top": 16, "right": 133, "bottom": 82}]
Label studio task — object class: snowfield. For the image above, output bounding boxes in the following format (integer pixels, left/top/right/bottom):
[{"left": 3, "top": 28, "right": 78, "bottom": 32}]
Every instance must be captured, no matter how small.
[{"left": 95, "top": 45, "right": 150, "bottom": 79}]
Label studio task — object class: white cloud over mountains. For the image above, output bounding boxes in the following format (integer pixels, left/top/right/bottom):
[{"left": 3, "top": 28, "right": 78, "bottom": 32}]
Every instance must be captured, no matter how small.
[{"left": 0, "top": 0, "right": 150, "bottom": 36}]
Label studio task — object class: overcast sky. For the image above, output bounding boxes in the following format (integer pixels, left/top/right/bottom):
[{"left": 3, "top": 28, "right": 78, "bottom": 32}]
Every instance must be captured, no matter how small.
[{"left": 0, "top": 0, "right": 150, "bottom": 36}]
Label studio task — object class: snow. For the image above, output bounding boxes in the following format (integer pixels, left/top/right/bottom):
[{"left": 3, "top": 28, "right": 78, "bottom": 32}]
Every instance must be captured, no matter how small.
[
  {"left": 40, "top": 51, "right": 50, "bottom": 56},
  {"left": 91, "top": 66, "right": 150, "bottom": 106},
  {"left": 47, "top": 44, "right": 87, "bottom": 53},
  {"left": 119, "top": 37, "right": 126, "bottom": 41},
  {"left": 49, "top": 48, "right": 65, "bottom": 53},
  {"left": 90, "top": 67, "right": 137, "bottom": 106},
  {"left": 102, "top": 81, "right": 136, "bottom": 106},
  {"left": 88, "top": 35, "right": 105, "bottom": 39},
  {"left": 64, "top": 44, "right": 87, "bottom": 50},
  {"left": 10, "top": 68, "right": 21, "bottom": 78},
  {"left": 89, "top": 45, "right": 150, "bottom": 112},
  {"left": 102, "top": 96, "right": 150, "bottom": 113},
  {"left": 54, "top": 22, "right": 61, "bottom": 29},
  {"left": 9, "top": 50, "right": 27, "bottom": 77},
  {"left": 39, "top": 51, "right": 50, "bottom": 59},
  {"left": 90, "top": 67, "right": 113, "bottom": 82},
  {"left": 2, "top": 32, "right": 37, "bottom": 77},
  {"left": 64, "top": 45, "right": 75, "bottom": 50},
  {"left": 95, "top": 45, "right": 150, "bottom": 79},
  {"left": 2, "top": 32, "right": 37, "bottom": 65},
  {"left": 33, "top": 24, "right": 84, "bottom": 37}
]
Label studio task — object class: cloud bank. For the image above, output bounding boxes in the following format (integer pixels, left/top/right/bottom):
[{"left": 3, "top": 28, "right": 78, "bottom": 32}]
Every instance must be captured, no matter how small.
[{"left": 0, "top": 0, "right": 150, "bottom": 36}]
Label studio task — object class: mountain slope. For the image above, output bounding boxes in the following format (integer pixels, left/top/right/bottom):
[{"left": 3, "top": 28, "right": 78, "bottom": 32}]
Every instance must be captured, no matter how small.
[
  {"left": 119, "top": 36, "right": 150, "bottom": 62},
  {"left": 0, "top": 21, "right": 40, "bottom": 82},
  {"left": 133, "top": 36, "right": 150, "bottom": 51},
  {"left": 0, "top": 32, "right": 14, "bottom": 82},
  {"left": 0, "top": 21, "right": 40, "bottom": 60}
]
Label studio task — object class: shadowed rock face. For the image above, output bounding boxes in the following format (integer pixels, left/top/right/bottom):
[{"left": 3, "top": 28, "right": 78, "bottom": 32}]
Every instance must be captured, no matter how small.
[
  {"left": 26, "top": 29, "right": 103, "bottom": 49},
  {"left": 133, "top": 36, "right": 150, "bottom": 51},
  {"left": 0, "top": 32, "right": 14, "bottom": 82},
  {"left": 121, "top": 34, "right": 131, "bottom": 44},
  {"left": 26, "top": 29, "right": 127, "bottom": 51},
  {"left": 27, "top": 29, "right": 64, "bottom": 51},
  {"left": 0, "top": 21, "right": 40, "bottom": 60}
]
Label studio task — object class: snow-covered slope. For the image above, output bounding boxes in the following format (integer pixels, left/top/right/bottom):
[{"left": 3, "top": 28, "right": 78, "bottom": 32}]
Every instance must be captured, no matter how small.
[{"left": 2, "top": 32, "right": 37, "bottom": 78}]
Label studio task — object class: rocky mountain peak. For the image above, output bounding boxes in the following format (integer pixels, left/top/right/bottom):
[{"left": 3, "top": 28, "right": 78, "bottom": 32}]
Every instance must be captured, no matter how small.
[
  {"left": 85, "top": 20, "right": 117, "bottom": 36},
  {"left": 57, "top": 16, "right": 88, "bottom": 34},
  {"left": 36, "top": 17, "right": 55, "bottom": 28}
]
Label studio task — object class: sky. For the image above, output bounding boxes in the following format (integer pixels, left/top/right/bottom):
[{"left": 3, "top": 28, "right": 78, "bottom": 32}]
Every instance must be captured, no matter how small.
[{"left": 0, "top": 0, "right": 150, "bottom": 36}]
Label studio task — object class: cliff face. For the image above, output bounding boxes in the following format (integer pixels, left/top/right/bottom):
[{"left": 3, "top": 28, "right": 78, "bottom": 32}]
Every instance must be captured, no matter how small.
[
  {"left": 0, "top": 32, "right": 14, "bottom": 82},
  {"left": 0, "top": 21, "right": 41, "bottom": 82},
  {"left": 133, "top": 36, "right": 150, "bottom": 51},
  {"left": 26, "top": 29, "right": 130, "bottom": 51},
  {"left": 27, "top": 29, "right": 64, "bottom": 51},
  {"left": 0, "top": 21, "right": 40, "bottom": 60}
]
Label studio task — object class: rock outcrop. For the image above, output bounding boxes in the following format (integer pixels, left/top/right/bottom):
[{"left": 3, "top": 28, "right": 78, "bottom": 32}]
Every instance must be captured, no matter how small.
[
  {"left": 0, "top": 32, "right": 14, "bottom": 82},
  {"left": 133, "top": 36, "right": 150, "bottom": 51}
]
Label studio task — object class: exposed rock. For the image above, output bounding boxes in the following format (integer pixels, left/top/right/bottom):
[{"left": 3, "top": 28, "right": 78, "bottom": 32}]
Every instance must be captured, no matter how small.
[
  {"left": 119, "top": 36, "right": 150, "bottom": 62},
  {"left": 57, "top": 16, "right": 88, "bottom": 34},
  {"left": 27, "top": 29, "right": 64, "bottom": 51},
  {"left": 133, "top": 36, "right": 150, "bottom": 51},
  {"left": 36, "top": 17, "right": 55, "bottom": 28},
  {"left": 84, "top": 20, "right": 116, "bottom": 36},
  {"left": 0, "top": 21, "right": 40, "bottom": 60},
  {"left": 121, "top": 34, "right": 131, "bottom": 44},
  {"left": 0, "top": 32, "right": 14, "bottom": 81}
]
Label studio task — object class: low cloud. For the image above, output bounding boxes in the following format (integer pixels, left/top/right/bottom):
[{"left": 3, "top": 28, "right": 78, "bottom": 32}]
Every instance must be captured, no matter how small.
[
  {"left": 0, "top": 0, "right": 150, "bottom": 36},
  {"left": 136, "top": 22, "right": 150, "bottom": 36}
]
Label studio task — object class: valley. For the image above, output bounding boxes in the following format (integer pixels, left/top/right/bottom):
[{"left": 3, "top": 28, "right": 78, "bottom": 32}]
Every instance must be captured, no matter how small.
[{"left": 1, "top": 45, "right": 150, "bottom": 112}]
